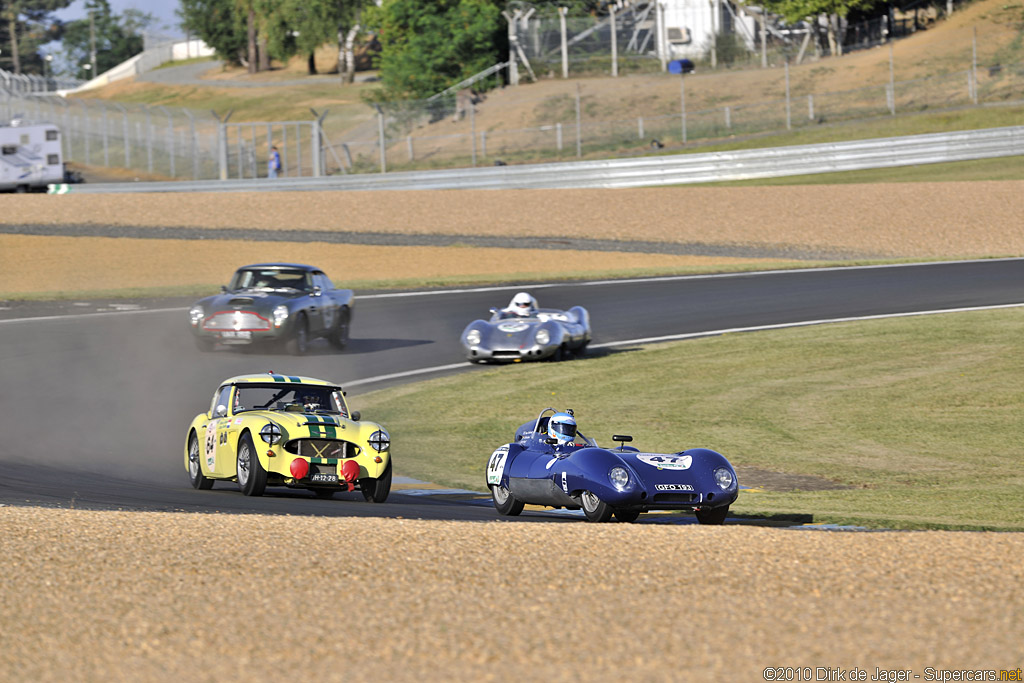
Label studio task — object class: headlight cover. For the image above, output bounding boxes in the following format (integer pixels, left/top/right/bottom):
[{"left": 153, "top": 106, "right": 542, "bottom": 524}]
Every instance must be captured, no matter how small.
[
  {"left": 714, "top": 467, "right": 735, "bottom": 490},
  {"left": 273, "top": 305, "right": 289, "bottom": 328},
  {"left": 188, "top": 305, "right": 204, "bottom": 327},
  {"left": 535, "top": 328, "right": 550, "bottom": 345},
  {"left": 466, "top": 329, "right": 481, "bottom": 345},
  {"left": 260, "top": 422, "right": 283, "bottom": 445},
  {"left": 609, "top": 466, "right": 631, "bottom": 491},
  {"left": 368, "top": 430, "right": 390, "bottom": 452}
]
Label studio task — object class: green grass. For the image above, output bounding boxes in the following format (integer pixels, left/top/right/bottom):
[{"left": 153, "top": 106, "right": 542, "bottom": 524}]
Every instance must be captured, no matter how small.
[{"left": 354, "top": 307, "right": 1024, "bottom": 530}]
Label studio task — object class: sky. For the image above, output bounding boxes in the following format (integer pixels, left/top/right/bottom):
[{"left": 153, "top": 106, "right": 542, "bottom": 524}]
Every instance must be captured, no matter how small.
[{"left": 54, "top": 0, "right": 184, "bottom": 39}]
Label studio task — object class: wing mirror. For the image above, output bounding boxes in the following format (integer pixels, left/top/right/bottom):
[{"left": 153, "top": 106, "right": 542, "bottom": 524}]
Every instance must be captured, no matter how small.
[
  {"left": 350, "top": 410, "right": 361, "bottom": 421},
  {"left": 489, "top": 307, "right": 498, "bottom": 315},
  {"left": 220, "top": 285, "right": 228, "bottom": 293},
  {"left": 544, "top": 437, "right": 558, "bottom": 445},
  {"left": 612, "top": 434, "right": 633, "bottom": 449},
  {"left": 215, "top": 404, "right": 228, "bottom": 417},
  {"left": 312, "top": 286, "right": 322, "bottom": 296}
]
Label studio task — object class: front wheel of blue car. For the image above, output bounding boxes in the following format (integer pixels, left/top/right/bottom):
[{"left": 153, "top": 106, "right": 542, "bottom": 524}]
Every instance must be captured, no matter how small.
[
  {"left": 613, "top": 508, "right": 640, "bottom": 523},
  {"left": 695, "top": 506, "right": 729, "bottom": 525},
  {"left": 491, "top": 484, "right": 524, "bottom": 516},
  {"left": 236, "top": 433, "right": 267, "bottom": 496},
  {"left": 580, "top": 490, "right": 613, "bottom": 523}
]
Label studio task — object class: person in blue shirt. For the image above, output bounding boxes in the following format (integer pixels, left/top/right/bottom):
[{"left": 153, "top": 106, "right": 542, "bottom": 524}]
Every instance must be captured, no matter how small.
[{"left": 268, "top": 145, "right": 281, "bottom": 178}]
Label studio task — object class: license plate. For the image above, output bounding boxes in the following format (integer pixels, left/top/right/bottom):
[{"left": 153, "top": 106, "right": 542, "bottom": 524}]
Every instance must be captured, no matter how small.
[
  {"left": 310, "top": 472, "right": 338, "bottom": 484},
  {"left": 220, "top": 330, "right": 252, "bottom": 339}
]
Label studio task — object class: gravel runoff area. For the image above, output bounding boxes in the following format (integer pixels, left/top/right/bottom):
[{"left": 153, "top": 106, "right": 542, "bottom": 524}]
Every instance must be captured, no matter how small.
[
  {"left": 1, "top": 507, "right": 1021, "bottom": 682},
  {"left": 5, "top": 181, "right": 1024, "bottom": 259}
]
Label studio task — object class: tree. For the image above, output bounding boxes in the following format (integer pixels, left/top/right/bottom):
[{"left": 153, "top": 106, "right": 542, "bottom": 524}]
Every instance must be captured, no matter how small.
[
  {"left": 368, "top": 0, "right": 504, "bottom": 101},
  {"left": 761, "top": 0, "right": 883, "bottom": 57},
  {"left": 1, "top": 0, "right": 70, "bottom": 74},
  {"left": 178, "top": 0, "right": 247, "bottom": 67},
  {"left": 59, "top": 0, "right": 153, "bottom": 79}
]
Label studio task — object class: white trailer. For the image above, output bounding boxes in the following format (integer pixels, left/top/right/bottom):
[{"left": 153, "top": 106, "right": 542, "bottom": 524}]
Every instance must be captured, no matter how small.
[{"left": 0, "top": 121, "right": 65, "bottom": 192}]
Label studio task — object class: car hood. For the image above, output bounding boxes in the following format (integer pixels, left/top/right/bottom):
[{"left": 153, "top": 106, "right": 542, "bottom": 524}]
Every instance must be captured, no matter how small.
[
  {"left": 232, "top": 410, "right": 386, "bottom": 444},
  {"left": 196, "top": 290, "right": 304, "bottom": 311}
]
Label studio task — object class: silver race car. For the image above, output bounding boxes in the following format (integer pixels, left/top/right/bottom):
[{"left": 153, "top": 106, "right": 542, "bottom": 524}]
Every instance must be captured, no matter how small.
[{"left": 461, "top": 299, "right": 591, "bottom": 363}]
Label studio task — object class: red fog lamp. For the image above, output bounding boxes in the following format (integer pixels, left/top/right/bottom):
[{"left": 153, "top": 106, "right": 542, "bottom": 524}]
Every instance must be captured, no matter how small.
[{"left": 290, "top": 458, "right": 309, "bottom": 479}]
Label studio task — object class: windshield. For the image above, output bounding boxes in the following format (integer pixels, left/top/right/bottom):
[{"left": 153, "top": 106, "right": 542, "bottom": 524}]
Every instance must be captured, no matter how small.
[
  {"left": 232, "top": 384, "right": 346, "bottom": 416},
  {"left": 231, "top": 268, "right": 311, "bottom": 293}
]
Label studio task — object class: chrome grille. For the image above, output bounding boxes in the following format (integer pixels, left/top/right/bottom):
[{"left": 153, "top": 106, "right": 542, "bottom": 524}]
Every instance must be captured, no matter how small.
[
  {"left": 286, "top": 440, "right": 351, "bottom": 459},
  {"left": 653, "top": 493, "right": 699, "bottom": 504},
  {"left": 202, "top": 311, "right": 271, "bottom": 331}
]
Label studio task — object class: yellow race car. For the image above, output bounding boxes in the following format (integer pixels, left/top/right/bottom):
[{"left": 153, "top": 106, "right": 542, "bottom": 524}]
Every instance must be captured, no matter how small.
[{"left": 184, "top": 373, "right": 391, "bottom": 501}]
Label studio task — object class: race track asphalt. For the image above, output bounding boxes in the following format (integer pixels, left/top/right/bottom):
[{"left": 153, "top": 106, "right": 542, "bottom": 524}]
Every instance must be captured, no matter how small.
[{"left": 1, "top": 258, "right": 1020, "bottom": 518}]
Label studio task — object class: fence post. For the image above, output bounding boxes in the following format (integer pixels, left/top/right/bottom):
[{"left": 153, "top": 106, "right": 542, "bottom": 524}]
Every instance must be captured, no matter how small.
[
  {"left": 83, "top": 101, "right": 90, "bottom": 165},
  {"left": 808, "top": 94, "right": 814, "bottom": 121},
  {"left": 575, "top": 83, "right": 582, "bottom": 157},
  {"left": 374, "top": 104, "right": 386, "bottom": 173},
  {"left": 481, "top": 130, "right": 487, "bottom": 158},
  {"left": 182, "top": 109, "right": 196, "bottom": 179},
  {"left": 679, "top": 75, "right": 687, "bottom": 143},
  {"left": 144, "top": 106, "right": 154, "bottom": 174},
  {"left": 160, "top": 106, "right": 175, "bottom": 178},
  {"left": 725, "top": 106, "right": 731, "bottom": 129},
  {"left": 214, "top": 112, "right": 229, "bottom": 181},
  {"left": 972, "top": 27, "right": 978, "bottom": 104},
  {"left": 101, "top": 102, "right": 110, "bottom": 166},
  {"left": 610, "top": 5, "right": 618, "bottom": 77},
  {"left": 556, "top": 123, "right": 563, "bottom": 151},
  {"left": 312, "top": 119, "right": 322, "bottom": 178},
  {"left": 785, "top": 60, "right": 791, "bottom": 130},
  {"left": 470, "top": 101, "right": 477, "bottom": 167},
  {"left": 407, "top": 135, "right": 414, "bottom": 162},
  {"left": 559, "top": 7, "right": 569, "bottom": 79},
  {"left": 888, "top": 42, "right": 896, "bottom": 115}
]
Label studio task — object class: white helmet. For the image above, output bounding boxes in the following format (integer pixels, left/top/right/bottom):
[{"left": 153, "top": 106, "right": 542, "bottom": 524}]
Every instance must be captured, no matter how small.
[
  {"left": 508, "top": 292, "right": 537, "bottom": 317},
  {"left": 548, "top": 412, "right": 577, "bottom": 445}
]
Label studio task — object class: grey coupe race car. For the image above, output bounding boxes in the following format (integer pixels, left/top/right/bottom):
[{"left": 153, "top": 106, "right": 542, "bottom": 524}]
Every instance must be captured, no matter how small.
[
  {"left": 461, "top": 305, "right": 591, "bottom": 363},
  {"left": 188, "top": 263, "right": 353, "bottom": 355}
]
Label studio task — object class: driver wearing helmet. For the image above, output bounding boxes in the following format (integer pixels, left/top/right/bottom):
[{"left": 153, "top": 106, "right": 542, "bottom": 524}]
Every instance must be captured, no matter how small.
[
  {"left": 548, "top": 411, "right": 579, "bottom": 451},
  {"left": 501, "top": 291, "right": 538, "bottom": 318}
]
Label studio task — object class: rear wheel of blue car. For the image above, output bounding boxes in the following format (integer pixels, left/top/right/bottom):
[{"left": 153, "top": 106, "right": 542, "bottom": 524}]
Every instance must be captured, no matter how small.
[
  {"left": 187, "top": 432, "right": 214, "bottom": 490},
  {"left": 695, "top": 506, "right": 729, "bottom": 525},
  {"left": 360, "top": 461, "right": 392, "bottom": 503},
  {"left": 580, "top": 490, "right": 613, "bottom": 523},
  {"left": 491, "top": 484, "right": 524, "bottom": 516},
  {"left": 286, "top": 314, "right": 309, "bottom": 355},
  {"left": 236, "top": 433, "right": 267, "bottom": 496},
  {"left": 613, "top": 508, "right": 640, "bottom": 523}
]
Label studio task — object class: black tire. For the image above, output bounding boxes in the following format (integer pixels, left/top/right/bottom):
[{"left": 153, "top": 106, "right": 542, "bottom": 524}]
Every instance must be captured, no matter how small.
[
  {"left": 580, "top": 490, "right": 613, "bottom": 523},
  {"left": 327, "top": 307, "right": 350, "bottom": 350},
  {"left": 236, "top": 432, "right": 267, "bottom": 496},
  {"left": 187, "top": 432, "right": 214, "bottom": 490},
  {"left": 491, "top": 483, "right": 524, "bottom": 516},
  {"left": 194, "top": 337, "right": 215, "bottom": 352},
  {"left": 695, "top": 506, "right": 729, "bottom": 525},
  {"left": 285, "top": 314, "right": 309, "bottom": 355},
  {"left": 613, "top": 508, "right": 640, "bottom": 523},
  {"left": 312, "top": 489, "right": 335, "bottom": 499},
  {"left": 360, "top": 461, "right": 392, "bottom": 503},
  {"left": 549, "top": 345, "right": 567, "bottom": 362}
]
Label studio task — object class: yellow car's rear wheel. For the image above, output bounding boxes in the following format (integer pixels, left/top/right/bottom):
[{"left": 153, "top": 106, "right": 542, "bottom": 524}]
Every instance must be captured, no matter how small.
[{"left": 236, "top": 432, "right": 267, "bottom": 496}]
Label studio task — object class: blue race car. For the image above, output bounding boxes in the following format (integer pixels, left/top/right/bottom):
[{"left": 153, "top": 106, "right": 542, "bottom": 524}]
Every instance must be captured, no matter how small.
[{"left": 485, "top": 408, "right": 738, "bottom": 523}]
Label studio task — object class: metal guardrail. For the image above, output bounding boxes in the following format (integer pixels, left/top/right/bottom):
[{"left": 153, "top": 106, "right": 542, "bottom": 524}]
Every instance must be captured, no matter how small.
[{"left": 48, "top": 125, "right": 1024, "bottom": 194}]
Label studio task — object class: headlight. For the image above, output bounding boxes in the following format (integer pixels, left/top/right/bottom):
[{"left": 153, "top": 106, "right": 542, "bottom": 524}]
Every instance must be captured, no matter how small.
[
  {"left": 535, "top": 328, "right": 550, "bottom": 345},
  {"left": 188, "top": 305, "right": 204, "bottom": 327},
  {"left": 466, "top": 329, "right": 481, "bottom": 345},
  {"left": 273, "top": 305, "right": 289, "bottom": 328},
  {"left": 609, "top": 466, "right": 631, "bottom": 491},
  {"left": 368, "top": 430, "right": 390, "bottom": 452},
  {"left": 260, "top": 422, "right": 282, "bottom": 445},
  {"left": 714, "top": 467, "right": 735, "bottom": 490}
]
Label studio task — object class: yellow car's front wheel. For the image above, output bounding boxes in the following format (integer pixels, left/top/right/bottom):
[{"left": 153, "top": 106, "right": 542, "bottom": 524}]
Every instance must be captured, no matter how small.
[
  {"left": 236, "top": 433, "right": 267, "bottom": 496},
  {"left": 359, "top": 461, "right": 392, "bottom": 503},
  {"left": 188, "top": 432, "right": 214, "bottom": 490}
]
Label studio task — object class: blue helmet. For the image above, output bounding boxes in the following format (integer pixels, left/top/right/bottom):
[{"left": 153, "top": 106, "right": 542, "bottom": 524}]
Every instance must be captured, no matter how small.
[{"left": 548, "top": 412, "right": 577, "bottom": 445}]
